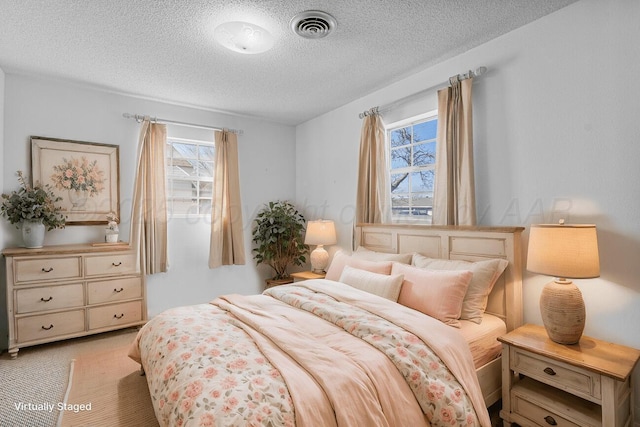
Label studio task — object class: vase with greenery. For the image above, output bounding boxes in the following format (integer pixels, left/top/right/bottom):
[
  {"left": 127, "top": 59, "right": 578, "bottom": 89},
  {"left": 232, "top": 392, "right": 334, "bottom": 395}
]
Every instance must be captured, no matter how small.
[
  {"left": 252, "top": 200, "right": 308, "bottom": 281},
  {"left": 1, "top": 171, "right": 66, "bottom": 247}
]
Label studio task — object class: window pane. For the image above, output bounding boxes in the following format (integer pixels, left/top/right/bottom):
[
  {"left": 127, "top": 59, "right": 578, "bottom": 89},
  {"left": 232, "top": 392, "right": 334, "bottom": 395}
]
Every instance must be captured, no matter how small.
[
  {"left": 198, "top": 199, "right": 212, "bottom": 215},
  {"left": 171, "top": 142, "right": 198, "bottom": 160},
  {"left": 199, "top": 181, "right": 213, "bottom": 198},
  {"left": 414, "top": 119, "right": 437, "bottom": 142},
  {"left": 197, "top": 161, "right": 214, "bottom": 178},
  {"left": 170, "top": 159, "right": 197, "bottom": 177},
  {"left": 390, "top": 147, "right": 411, "bottom": 169},
  {"left": 172, "top": 179, "right": 197, "bottom": 198},
  {"left": 410, "top": 193, "right": 433, "bottom": 216},
  {"left": 410, "top": 171, "right": 434, "bottom": 192},
  {"left": 390, "top": 173, "right": 409, "bottom": 193},
  {"left": 413, "top": 142, "right": 436, "bottom": 166},
  {"left": 199, "top": 145, "right": 215, "bottom": 161},
  {"left": 391, "top": 194, "right": 410, "bottom": 216},
  {"left": 390, "top": 127, "right": 411, "bottom": 148}
]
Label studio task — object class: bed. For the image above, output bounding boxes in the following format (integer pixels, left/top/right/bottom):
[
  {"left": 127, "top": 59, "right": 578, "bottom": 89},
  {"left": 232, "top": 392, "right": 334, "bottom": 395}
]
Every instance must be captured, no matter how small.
[{"left": 130, "top": 224, "right": 523, "bottom": 426}]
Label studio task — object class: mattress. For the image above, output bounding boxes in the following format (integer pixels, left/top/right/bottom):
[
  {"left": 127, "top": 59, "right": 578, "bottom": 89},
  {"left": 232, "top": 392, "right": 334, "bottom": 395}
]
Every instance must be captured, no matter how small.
[{"left": 458, "top": 313, "right": 506, "bottom": 369}]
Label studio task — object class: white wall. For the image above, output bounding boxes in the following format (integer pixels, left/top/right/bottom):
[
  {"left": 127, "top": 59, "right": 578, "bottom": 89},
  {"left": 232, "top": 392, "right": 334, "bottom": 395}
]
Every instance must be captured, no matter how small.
[
  {"left": 1, "top": 74, "right": 296, "bottom": 333},
  {"left": 296, "top": 0, "right": 640, "bottom": 419}
]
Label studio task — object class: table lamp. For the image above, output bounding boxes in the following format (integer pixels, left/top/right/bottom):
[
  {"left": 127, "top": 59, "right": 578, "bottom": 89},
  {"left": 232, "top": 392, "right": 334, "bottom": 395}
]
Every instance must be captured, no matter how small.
[
  {"left": 304, "top": 220, "right": 337, "bottom": 274},
  {"left": 526, "top": 221, "right": 600, "bottom": 344}
]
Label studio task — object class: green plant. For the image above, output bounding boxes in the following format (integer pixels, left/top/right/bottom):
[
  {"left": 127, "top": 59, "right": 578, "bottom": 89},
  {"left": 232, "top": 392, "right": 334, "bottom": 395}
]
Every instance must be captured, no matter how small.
[
  {"left": 252, "top": 201, "right": 308, "bottom": 280},
  {"left": 1, "top": 171, "right": 66, "bottom": 230}
]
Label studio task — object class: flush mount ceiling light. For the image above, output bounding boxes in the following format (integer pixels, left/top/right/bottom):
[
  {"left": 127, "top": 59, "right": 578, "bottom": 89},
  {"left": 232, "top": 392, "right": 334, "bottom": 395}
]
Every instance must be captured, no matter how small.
[
  {"left": 213, "top": 21, "right": 274, "bottom": 54},
  {"left": 290, "top": 10, "right": 337, "bottom": 39}
]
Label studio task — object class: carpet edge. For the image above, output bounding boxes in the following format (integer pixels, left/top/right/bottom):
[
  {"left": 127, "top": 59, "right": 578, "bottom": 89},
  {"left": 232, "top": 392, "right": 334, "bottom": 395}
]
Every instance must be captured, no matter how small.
[{"left": 56, "top": 358, "right": 76, "bottom": 427}]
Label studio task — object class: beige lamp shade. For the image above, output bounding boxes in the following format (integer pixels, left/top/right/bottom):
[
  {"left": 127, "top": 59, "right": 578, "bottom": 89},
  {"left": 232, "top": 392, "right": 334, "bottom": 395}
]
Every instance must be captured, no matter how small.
[
  {"left": 527, "top": 224, "right": 600, "bottom": 279},
  {"left": 304, "top": 220, "right": 337, "bottom": 246},
  {"left": 305, "top": 220, "right": 337, "bottom": 274},
  {"left": 527, "top": 223, "right": 600, "bottom": 345}
]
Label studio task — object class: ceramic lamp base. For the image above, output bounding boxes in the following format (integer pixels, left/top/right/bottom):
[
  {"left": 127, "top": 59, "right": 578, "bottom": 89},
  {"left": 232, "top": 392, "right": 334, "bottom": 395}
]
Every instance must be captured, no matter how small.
[
  {"left": 310, "top": 245, "right": 329, "bottom": 274},
  {"left": 540, "top": 279, "right": 585, "bottom": 344}
]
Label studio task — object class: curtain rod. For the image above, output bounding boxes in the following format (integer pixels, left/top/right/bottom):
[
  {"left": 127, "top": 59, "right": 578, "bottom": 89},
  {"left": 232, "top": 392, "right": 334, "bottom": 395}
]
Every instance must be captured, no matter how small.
[
  {"left": 359, "top": 66, "right": 487, "bottom": 119},
  {"left": 122, "top": 113, "right": 243, "bottom": 135}
]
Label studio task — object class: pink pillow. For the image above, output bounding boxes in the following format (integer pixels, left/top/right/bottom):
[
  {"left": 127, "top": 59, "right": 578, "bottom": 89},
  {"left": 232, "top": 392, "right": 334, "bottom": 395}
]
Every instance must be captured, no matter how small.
[
  {"left": 392, "top": 262, "right": 472, "bottom": 328},
  {"left": 325, "top": 250, "right": 392, "bottom": 281}
]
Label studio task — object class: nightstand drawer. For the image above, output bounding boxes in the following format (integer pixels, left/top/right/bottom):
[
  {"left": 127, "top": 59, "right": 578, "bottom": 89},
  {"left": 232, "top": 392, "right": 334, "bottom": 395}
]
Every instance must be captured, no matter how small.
[
  {"left": 14, "top": 257, "right": 82, "bottom": 283},
  {"left": 16, "top": 283, "right": 84, "bottom": 314},
  {"left": 512, "top": 378, "right": 601, "bottom": 427},
  {"left": 512, "top": 347, "right": 601, "bottom": 401},
  {"left": 17, "top": 310, "right": 85, "bottom": 343},
  {"left": 85, "top": 253, "right": 137, "bottom": 277}
]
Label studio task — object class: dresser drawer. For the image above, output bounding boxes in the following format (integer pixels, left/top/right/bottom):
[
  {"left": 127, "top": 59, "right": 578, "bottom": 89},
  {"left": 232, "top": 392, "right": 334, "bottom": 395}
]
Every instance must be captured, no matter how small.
[
  {"left": 87, "top": 277, "right": 142, "bottom": 304},
  {"left": 88, "top": 301, "right": 142, "bottom": 330},
  {"left": 16, "top": 283, "right": 84, "bottom": 314},
  {"left": 512, "top": 347, "right": 601, "bottom": 401},
  {"left": 14, "top": 257, "right": 82, "bottom": 284},
  {"left": 85, "top": 253, "right": 137, "bottom": 277},
  {"left": 17, "top": 310, "right": 85, "bottom": 343}
]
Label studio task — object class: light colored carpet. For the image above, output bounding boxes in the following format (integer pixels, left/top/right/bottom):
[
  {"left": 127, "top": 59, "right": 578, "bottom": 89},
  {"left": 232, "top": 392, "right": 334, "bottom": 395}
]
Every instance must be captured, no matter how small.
[
  {"left": 59, "top": 339, "right": 159, "bottom": 427},
  {"left": 0, "top": 328, "right": 147, "bottom": 427}
]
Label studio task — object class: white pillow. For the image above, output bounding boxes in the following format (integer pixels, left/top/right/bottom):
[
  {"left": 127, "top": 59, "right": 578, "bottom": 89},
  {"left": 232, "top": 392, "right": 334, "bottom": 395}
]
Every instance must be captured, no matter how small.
[
  {"left": 325, "top": 250, "right": 393, "bottom": 281},
  {"left": 339, "top": 265, "right": 404, "bottom": 301},
  {"left": 412, "top": 254, "right": 509, "bottom": 324},
  {"left": 353, "top": 247, "right": 413, "bottom": 264}
]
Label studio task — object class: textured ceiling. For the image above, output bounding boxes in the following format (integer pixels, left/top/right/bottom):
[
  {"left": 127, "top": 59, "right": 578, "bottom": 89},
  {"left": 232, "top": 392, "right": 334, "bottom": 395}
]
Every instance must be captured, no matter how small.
[{"left": 0, "top": 0, "right": 577, "bottom": 125}]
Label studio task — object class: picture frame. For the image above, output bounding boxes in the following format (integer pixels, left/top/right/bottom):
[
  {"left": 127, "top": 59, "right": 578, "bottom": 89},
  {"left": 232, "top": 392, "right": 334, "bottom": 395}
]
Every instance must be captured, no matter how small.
[{"left": 31, "top": 136, "right": 120, "bottom": 225}]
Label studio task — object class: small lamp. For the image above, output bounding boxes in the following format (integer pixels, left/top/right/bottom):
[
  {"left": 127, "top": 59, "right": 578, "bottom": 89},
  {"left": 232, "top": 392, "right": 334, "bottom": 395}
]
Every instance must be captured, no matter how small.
[
  {"left": 304, "top": 220, "right": 337, "bottom": 274},
  {"left": 527, "top": 221, "right": 600, "bottom": 344}
]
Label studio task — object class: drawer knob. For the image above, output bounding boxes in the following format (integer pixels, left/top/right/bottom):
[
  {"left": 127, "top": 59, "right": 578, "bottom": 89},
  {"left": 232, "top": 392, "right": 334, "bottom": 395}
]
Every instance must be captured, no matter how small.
[
  {"left": 114, "top": 313, "right": 125, "bottom": 319},
  {"left": 544, "top": 415, "right": 557, "bottom": 425},
  {"left": 114, "top": 287, "right": 124, "bottom": 293},
  {"left": 112, "top": 262, "right": 122, "bottom": 267},
  {"left": 543, "top": 367, "right": 556, "bottom": 376},
  {"left": 41, "top": 267, "right": 54, "bottom": 273},
  {"left": 41, "top": 324, "right": 54, "bottom": 330},
  {"left": 40, "top": 296, "right": 53, "bottom": 302}
]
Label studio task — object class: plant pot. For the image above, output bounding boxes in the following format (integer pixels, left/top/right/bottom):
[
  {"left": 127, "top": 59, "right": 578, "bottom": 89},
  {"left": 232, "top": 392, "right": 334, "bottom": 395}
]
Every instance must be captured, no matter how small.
[
  {"left": 105, "top": 229, "right": 119, "bottom": 243},
  {"left": 22, "top": 219, "right": 45, "bottom": 248}
]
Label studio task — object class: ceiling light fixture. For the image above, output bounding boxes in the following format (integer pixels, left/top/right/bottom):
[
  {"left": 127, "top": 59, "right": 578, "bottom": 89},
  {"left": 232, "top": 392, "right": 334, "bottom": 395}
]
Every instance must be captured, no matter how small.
[
  {"left": 214, "top": 21, "right": 274, "bottom": 54},
  {"left": 290, "top": 10, "right": 337, "bottom": 39}
]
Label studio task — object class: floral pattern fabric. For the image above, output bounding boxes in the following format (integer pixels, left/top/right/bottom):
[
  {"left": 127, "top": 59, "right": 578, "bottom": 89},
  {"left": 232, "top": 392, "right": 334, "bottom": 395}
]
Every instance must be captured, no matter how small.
[{"left": 135, "top": 283, "right": 484, "bottom": 427}]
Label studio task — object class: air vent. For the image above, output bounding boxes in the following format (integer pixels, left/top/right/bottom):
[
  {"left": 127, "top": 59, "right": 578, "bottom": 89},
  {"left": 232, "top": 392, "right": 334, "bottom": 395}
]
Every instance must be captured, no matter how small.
[{"left": 290, "top": 11, "right": 337, "bottom": 39}]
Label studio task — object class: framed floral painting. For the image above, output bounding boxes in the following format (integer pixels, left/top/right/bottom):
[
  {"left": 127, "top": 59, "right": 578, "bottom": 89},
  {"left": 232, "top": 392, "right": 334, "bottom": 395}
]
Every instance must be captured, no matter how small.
[{"left": 31, "top": 136, "right": 120, "bottom": 225}]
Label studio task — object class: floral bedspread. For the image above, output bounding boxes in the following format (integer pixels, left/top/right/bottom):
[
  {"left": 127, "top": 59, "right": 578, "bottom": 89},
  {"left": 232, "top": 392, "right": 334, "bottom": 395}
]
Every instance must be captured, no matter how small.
[{"left": 131, "top": 280, "right": 490, "bottom": 427}]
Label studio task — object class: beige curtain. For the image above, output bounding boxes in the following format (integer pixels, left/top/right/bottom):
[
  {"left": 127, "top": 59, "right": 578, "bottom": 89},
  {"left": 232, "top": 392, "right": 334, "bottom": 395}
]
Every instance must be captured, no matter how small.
[
  {"left": 130, "top": 119, "right": 169, "bottom": 275},
  {"left": 355, "top": 112, "right": 391, "bottom": 226},
  {"left": 208, "top": 130, "right": 246, "bottom": 268},
  {"left": 432, "top": 77, "right": 476, "bottom": 225}
]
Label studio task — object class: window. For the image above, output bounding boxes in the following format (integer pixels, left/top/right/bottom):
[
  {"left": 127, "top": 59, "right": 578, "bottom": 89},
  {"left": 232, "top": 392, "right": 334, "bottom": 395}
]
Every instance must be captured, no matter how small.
[
  {"left": 388, "top": 111, "right": 438, "bottom": 221},
  {"left": 166, "top": 137, "right": 215, "bottom": 217}
]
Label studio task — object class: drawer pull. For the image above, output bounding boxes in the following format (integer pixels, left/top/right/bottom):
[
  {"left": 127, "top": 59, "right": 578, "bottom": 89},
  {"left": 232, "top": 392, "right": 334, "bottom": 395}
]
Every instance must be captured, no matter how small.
[
  {"left": 112, "top": 262, "right": 122, "bottom": 267},
  {"left": 41, "top": 267, "right": 54, "bottom": 273},
  {"left": 114, "top": 287, "right": 124, "bottom": 293},
  {"left": 40, "top": 296, "right": 54, "bottom": 302},
  {"left": 543, "top": 367, "right": 556, "bottom": 376},
  {"left": 114, "top": 313, "right": 125, "bottom": 319},
  {"left": 544, "top": 415, "right": 557, "bottom": 425},
  {"left": 41, "top": 324, "right": 54, "bottom": 330}
]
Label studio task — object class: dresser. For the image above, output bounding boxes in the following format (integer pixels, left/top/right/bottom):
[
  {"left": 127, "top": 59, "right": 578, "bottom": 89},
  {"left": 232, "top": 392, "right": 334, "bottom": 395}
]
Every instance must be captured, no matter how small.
[
  {"left": 499, "top": 324, "right": 640, "bottom": 427},
  {"left": 3, "top": 243, "right": 146, "bottom": 359}
]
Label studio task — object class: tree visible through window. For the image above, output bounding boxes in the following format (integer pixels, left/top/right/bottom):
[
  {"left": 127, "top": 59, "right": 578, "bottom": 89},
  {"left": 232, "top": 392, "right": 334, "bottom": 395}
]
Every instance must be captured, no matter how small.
[
  {"left": 166, "top": 138, "right": 215, "bottom": 217},
  {"left": 388, "top": 112, "right": 437, "bottom": 220}
]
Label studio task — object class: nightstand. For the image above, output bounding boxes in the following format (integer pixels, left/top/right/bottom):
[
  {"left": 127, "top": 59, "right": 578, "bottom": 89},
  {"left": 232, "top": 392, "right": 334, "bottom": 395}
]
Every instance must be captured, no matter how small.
[
  {"left": 290, "top": 271, "right": 326, "bottom": 282},
  {"left": 499, "top": 324, "right": 640, "bottom": 427}
]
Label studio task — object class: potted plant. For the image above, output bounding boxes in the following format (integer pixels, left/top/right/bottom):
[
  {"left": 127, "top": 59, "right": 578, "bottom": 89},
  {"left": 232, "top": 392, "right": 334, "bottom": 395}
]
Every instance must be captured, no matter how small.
[
  {"left": 252, "top": 200, "right": 308, "bottom": 285},
  {"left": 1, "top": 171, "right": 66, "bottom": 248},
  {"left": 105, "top": 211, "right": 119, "bottom": 243}
]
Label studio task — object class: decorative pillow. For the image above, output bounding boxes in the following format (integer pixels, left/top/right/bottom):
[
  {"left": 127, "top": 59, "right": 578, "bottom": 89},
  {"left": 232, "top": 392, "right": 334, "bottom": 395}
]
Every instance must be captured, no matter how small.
[
  {"left": 339, "top": 265, "right": 404, "bottom": 301},
  {"left": 352, "top": 247, "right": 413, "bottom": 264},
  {"left": 412, "top": 253, "right": 509, "bottom": 324},
  {"left": 325, "top": 250, "right": 393, "bottom": 281},
  {"left": 392, "top": 262, "right": 472, "bottom": 328}
]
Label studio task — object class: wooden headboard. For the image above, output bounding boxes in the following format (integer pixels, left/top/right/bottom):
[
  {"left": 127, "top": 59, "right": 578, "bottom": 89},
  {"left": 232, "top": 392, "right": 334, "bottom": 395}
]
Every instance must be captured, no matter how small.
[{"left": 355, "top": 223, "right": 524, "bottom": 332}]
